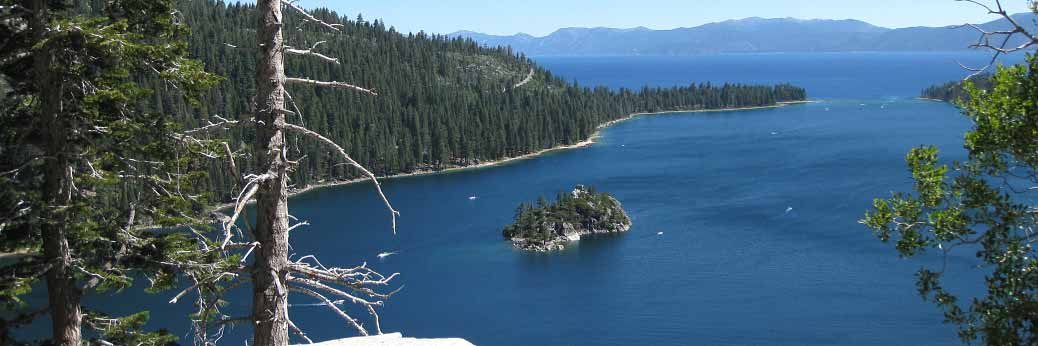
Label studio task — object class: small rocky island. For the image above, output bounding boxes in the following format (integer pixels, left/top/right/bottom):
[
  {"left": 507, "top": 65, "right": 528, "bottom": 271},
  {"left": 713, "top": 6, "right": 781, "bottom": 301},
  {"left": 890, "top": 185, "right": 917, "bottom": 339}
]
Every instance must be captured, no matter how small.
[{"left": 503, "top": 185, "right": 632, "bottom": 252}]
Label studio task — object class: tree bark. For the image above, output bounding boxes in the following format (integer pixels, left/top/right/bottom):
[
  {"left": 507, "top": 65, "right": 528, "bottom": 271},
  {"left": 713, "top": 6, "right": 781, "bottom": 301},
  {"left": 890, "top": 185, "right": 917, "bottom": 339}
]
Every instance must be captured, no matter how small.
[
  {"left": 31, "top": 0, "right": 82, "bottom": 345},
  {"left": 252, "top": 1, "right": 291, "bottom": 345}
]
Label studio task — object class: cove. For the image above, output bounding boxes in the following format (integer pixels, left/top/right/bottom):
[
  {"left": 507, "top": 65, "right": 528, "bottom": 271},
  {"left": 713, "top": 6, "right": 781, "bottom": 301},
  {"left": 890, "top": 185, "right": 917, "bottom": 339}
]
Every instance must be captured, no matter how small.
[{"left": 93, "top": 52, "right": 1025, "bottom": 345}]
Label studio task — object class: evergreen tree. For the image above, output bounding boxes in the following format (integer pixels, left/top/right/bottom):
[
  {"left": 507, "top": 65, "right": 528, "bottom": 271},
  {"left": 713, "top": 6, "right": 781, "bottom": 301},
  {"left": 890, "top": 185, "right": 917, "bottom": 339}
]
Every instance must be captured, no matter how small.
[
  {"left": 921, "top": 74, "right": 993, "bottom": 103},
  {"left": 158, "top": 0, "right": 807, "bottom": 203},
  {"left": 0, "top": 0, "right": 219, "bottom": 344}
]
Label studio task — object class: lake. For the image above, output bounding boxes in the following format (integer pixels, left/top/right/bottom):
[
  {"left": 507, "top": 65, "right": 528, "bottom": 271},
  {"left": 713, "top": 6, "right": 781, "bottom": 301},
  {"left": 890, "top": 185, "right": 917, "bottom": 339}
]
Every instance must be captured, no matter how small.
[{"left": 109, "top": 52, "right": 1025, "bottom": 345}]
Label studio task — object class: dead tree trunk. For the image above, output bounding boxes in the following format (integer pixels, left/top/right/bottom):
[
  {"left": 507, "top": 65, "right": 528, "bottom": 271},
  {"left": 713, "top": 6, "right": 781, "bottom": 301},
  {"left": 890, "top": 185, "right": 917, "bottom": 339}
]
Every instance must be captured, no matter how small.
[
  {"left": 31, "top": 0, "right": 82, "bottom": 344},
  {"left": 174, "top": 2, "right": 401, "bottom": 344},
  {"left": 252, "top": 0, "right": 291, "bottom": 345}
]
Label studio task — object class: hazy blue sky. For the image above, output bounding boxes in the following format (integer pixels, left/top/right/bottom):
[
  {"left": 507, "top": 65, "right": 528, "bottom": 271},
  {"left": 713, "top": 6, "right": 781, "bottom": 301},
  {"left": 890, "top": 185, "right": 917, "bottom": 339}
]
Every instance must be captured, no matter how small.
[{"left": 275, "top": 0, "right": 1034, "bottom": 36}]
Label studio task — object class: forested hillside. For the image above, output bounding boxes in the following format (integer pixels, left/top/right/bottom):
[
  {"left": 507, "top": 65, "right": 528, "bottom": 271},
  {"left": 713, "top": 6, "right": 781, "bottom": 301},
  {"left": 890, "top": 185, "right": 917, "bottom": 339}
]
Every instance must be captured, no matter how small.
[{"left": 173, "top": 0, "right": 807, "bottom": 201}]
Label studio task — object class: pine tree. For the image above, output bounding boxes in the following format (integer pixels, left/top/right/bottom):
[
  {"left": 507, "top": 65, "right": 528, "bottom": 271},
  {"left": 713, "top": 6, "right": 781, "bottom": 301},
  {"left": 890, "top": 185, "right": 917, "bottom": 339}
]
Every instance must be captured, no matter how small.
[
  {"left": 150, "top": 0, "right": 808, "bottom": 203},
  {"left": 0, "top": 0, "right": 219, "bottom": 344}
]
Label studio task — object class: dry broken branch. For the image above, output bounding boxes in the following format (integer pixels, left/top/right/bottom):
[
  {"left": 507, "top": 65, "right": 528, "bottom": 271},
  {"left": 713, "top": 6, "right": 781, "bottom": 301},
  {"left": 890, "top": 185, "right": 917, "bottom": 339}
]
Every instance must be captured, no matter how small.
[
  {"left": 288, "top": 276, "right": 386, "bottom": 334},
  {"left": 288, "top": 318, "right": 315, "bottom": 344},
  {"left": 182, "top": 116, "right": 248, "bottom": 135},
  {"left": 285, "top": 77, "right": 378, "bottom": 96},
  {"left": 222, "top": 174, "right": 270, "bottom": 249},
  {"left": 281, "top": 0, "right": 343, "bottom": 32},
  {"left": 290, "top": 286, "right": 369, "bottom": 336},
  {"left": 955, "top": 0, "right": 1038, "bottom": 77},
  {"left": 168, "top": 272, "right": 237, "bottom": 304},
  {"left": 282, "top": 123, "right": 400, "bottom": 233},
  {"left": 285, "top": 257, "right": 401, "bottom": 337},
  {"left": 223, "top": 142, "right": 241, "bottom": 187},
  {"left": 286, "top": 41, "right": 339, "bottom": 64},
  {"left": 288, "top": 261, "right": 400, "bottom": 297}
]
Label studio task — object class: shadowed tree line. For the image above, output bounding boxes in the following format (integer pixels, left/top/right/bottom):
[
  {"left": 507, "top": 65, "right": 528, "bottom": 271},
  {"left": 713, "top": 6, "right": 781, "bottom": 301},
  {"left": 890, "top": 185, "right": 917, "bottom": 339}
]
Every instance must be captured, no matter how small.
[{"left": 921, "top": 73, "right": 992, "bottom": 103}]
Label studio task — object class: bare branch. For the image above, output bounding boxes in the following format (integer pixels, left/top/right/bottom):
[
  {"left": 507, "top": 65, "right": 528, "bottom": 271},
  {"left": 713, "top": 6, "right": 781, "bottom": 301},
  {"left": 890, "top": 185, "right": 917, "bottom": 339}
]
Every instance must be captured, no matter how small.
[
  {"left": 285, "top": 77, "right": 378, "bottom": 96},
  {"left": 0, "top": 200, "right": 31, "bottom": 232},
  {"left": 288, "top": 317, "right": 314, "bottom": 344},
  {"left": 288, "top": 262, "right": 400, "bottom": 297},
  {"left": 289, "top": 220, "right": 310, "bottom": 232},
  {"left": 958, "top": 0, "right": 999, "bottom": 14},
  {"left": 959, "top": 33, "right": 1015, "bottom": 78},
  {"left": 280, "top": 0, "right": 343, "bottom": 32},
  {"left": 224, "top": 142, "right": 241, "bottom": 188},
  {"left": 289, "top": 286, "right": 369, "bottom": 336},
  {"left": 169, "top": 273, "right": 237, "bottom": 304},
  {"left": 240, "top": 242, "right": 261, "bottom": 264},
  {"left": 283, "top": 123, "right": 400, "bottom": 233},
  {"left": 288, "top": 276, "right": 386, "bottom": 334},
  {"left": 284, "top": 89, "right": 306, "bottom": 127},
  {"left": 288, "top": 277, "right": 383, "bottom": 307},
  {"left": 183, "top": 116, "right": 249, "bottom": 135},
  {"left": 367, "top": 304, "right": 383, "bottom": 335},
  {"left": 286, "top": 41, "right": 339, "bottom": 64},
  {"left": 295, "top": 255, "right": 330, "bottom": 271},
  {"left": 954, "top": 0, "right": 1038, "bottom": 76},
  {"left": 222, "top": 175, "right": 269, "bottom": 249},
  {"left": 1, "top": 156, "right": 44, "bottom": 177}
]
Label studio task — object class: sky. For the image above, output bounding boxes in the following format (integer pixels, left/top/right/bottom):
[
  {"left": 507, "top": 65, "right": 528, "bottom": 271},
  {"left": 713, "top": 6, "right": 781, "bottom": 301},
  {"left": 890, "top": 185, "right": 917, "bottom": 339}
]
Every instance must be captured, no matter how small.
[{"left": 275, "top": 0, "right": 1035, "bottom": 36}]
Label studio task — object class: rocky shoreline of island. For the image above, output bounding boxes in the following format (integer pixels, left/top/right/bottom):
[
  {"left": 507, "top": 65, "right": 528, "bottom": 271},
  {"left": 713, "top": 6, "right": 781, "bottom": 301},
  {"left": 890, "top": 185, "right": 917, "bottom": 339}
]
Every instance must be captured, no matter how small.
[{"left": 503, "top": 185, "right": 632, "bottom": 252}]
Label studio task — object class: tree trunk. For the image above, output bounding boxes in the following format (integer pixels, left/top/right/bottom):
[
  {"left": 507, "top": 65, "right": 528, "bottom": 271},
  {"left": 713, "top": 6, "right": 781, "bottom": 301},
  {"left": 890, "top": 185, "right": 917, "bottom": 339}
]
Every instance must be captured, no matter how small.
[
  {"left": 31, "top": 1, "right": 82, "bottom": 345},
  {"left": 252, "top": 1, "right": 291, "bottom": 345}
]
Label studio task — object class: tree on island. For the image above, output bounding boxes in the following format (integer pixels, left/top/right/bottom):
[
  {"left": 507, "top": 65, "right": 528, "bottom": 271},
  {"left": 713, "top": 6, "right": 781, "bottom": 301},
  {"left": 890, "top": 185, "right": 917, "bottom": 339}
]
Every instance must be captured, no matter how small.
[
  {"left": 505, "top": 185, "right": 631, "bottom": 252},
  {"left": 862, "top": 1, "right": 1038, "bottom": 344}
]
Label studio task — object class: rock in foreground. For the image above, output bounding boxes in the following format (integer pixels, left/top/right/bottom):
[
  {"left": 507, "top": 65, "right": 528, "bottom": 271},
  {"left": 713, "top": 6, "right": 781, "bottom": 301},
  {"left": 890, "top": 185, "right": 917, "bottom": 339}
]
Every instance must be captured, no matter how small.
[
  {"left": 503, "top": 185, "right": 632, "bottom": 252},
  {"left": 296, "top": 333, "right": 473, "bottom": 346}
]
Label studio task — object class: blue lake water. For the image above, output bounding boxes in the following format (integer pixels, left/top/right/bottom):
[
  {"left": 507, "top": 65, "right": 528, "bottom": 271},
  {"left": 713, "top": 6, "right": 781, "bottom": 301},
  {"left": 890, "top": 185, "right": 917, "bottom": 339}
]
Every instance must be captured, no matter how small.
[{"left": 93, "top": 52, "right": 1027, "bottom": 345}]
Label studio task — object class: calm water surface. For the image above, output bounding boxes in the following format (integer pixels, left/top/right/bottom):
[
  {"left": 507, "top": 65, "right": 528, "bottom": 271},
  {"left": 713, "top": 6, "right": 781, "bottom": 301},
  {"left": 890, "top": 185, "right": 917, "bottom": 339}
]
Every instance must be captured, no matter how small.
[{"left": 109, "top": 53, "right": 1029, "bottom": 345}]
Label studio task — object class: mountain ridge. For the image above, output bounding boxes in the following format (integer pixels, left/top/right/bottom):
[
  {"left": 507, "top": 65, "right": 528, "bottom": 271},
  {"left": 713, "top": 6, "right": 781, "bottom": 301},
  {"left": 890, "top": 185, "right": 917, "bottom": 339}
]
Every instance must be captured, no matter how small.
[{"left": 450, "top": 14, "right": 1038, "bottom": 56}]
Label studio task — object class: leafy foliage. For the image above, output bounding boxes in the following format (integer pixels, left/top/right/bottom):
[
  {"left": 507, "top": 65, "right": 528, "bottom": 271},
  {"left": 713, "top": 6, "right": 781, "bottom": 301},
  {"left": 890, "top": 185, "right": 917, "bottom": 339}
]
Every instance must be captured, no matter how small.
[{"left": 862, "top": 55, "right": 1038, "bottom": 345}]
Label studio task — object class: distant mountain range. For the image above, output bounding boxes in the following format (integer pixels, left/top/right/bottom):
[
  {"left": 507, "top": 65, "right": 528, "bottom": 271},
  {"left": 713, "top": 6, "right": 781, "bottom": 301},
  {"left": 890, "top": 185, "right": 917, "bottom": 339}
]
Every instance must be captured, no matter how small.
[{"left": 449, "top": 14, "right": 1038, "bottom": 56}]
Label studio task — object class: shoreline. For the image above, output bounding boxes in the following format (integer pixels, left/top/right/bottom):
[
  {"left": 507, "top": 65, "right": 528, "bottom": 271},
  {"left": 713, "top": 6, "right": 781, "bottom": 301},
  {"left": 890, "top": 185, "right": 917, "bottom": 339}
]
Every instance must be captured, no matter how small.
[
  {"left": 917, "top": 97, "right": 949, "bottom": 102},
  {"left": 215, "top": 100, "right": 814, "bottom": 209}
]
